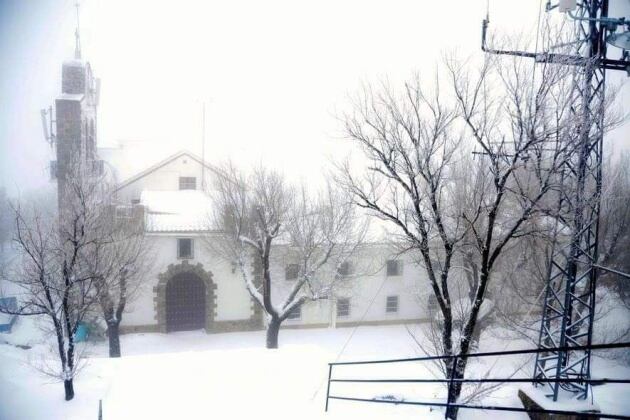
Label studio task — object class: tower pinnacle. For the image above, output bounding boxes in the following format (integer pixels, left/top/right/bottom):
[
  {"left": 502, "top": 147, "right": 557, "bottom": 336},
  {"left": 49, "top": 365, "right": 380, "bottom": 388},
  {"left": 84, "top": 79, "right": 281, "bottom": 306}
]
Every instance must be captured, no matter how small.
[{"left": 74, "top": 1, "right": 81, "bottom": 59}]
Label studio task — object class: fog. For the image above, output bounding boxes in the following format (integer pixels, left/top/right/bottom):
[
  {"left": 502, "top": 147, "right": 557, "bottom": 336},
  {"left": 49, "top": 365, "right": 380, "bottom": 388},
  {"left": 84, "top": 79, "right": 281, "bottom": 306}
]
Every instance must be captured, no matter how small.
[{"left": 1, "top": 0, "right": 628, "bottom": 196}]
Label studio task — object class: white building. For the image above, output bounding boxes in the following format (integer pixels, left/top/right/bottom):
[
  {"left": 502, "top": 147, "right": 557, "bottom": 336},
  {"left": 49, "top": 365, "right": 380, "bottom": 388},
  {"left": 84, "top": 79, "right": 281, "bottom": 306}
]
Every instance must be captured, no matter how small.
[
  {"left": 109, "top": 150, "right": 435, "bottom": 334},
  {"left": 39, "top": 49, "right": 451, "bottom": 336}
]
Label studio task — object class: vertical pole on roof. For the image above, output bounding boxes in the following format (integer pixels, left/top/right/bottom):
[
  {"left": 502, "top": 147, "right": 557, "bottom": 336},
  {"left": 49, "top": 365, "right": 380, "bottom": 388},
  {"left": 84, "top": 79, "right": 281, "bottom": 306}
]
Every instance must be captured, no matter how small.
[
  {"left": 98, "top": 399, "right": 102, "bottom": 420},
  {"left": 201, "top": 101, "right": 206, "bottom": 191},
  {"left": 74, "top": 1, "right": 82, "bottom": 60}
]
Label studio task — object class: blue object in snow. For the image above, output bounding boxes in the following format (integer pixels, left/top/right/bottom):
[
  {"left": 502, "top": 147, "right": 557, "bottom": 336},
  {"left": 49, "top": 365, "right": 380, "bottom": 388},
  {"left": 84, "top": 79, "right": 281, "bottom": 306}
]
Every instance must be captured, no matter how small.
[
  {"left": 74, "top": 323, "right": 89, "bottom": 342},
  {"left": 0, "top": 315, "right": 17, "bottom": 333},
  {"left": 0, "top": 297, "right": 18, "bottom": 333}
]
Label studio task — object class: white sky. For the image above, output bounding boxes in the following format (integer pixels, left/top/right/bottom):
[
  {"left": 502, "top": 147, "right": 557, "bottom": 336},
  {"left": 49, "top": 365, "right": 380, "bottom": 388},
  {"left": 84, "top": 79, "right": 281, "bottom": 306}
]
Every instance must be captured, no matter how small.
[{"left": 0, "top": 0, "right": 628, "bottom": 195}]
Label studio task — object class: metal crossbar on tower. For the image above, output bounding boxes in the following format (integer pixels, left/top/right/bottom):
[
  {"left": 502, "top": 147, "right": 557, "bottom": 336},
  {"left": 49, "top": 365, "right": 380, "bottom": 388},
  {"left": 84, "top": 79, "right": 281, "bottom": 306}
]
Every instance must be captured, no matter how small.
[{"left": 481, "top": 0, "right": 629, "bottom": 403}]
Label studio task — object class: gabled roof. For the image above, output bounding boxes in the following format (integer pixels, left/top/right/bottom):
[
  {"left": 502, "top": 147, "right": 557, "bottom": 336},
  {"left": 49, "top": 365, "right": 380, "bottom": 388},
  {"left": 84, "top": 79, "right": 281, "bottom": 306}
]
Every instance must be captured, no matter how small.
[{"left": 114, "top": 150, "right": 221, "bottom": 192}]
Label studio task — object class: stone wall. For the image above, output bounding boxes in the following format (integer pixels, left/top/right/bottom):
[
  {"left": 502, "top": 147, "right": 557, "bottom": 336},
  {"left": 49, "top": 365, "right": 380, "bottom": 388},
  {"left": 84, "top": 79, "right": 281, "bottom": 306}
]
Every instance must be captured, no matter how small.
[{"left": 62, "top": 62, "right": 86, "bottom": 94}]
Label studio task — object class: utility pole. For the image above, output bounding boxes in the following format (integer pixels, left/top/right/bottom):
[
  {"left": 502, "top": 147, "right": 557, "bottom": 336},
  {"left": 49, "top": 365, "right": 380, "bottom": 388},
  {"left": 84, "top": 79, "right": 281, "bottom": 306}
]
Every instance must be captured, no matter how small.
[{"left": 482, "top": 0, "right": 629, "bottom": 402}]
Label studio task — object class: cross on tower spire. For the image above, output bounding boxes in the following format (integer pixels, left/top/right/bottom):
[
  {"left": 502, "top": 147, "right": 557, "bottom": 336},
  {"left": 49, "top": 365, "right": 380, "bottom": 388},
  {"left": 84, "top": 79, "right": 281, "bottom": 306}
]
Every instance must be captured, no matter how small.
[{"left": 74, "top": 1, "right": 81, "bottom": 59}]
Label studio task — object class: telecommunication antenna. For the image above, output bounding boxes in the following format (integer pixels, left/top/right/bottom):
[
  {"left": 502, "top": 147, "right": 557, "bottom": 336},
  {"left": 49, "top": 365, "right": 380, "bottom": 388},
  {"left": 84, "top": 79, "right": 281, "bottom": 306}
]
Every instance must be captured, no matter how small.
[
  {"left": 481, "top": 0, "right": 629, "bottom": 402},
  {"left": 40, "top": 106, "right": 55, "bottom": 148}
]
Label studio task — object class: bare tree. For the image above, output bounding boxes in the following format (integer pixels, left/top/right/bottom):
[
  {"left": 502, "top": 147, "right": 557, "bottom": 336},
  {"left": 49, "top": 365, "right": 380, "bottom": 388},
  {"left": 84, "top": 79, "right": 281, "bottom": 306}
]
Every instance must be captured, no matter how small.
[
  {"left": 0, "top": 186, "right": 11, "bottom": 258},
  {"left": 337, "top": 75, "right": 469, "bottom": 394},
  {"left": 80, "top": 202, "right": 150, "bottom": 358},
  {"left": 488, "top": 228, "right": 551, "bottom": 341},
  {"left": 441, "top": 47, "right": 608, "bottom": 416},
  {"left": 0, "top": 163, "right": 104, "bottom": 401},
  {"left": 490, "top": 151, "right": 630, "bottom": 347},
  {"left": 339, "top": 47, "right": 585, "bottom": 416},
  {"left": 598, "top": 152, "right": 630, "bottom": 308},
  {"left": 208, "top": 164, "right": 365, "bottom": 349}
]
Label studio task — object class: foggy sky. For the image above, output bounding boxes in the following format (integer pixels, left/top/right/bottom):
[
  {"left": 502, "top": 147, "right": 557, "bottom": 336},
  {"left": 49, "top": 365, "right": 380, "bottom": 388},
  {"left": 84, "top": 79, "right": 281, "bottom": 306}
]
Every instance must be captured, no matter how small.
[{"left": 1, "top": 0, "right": 628, "bottom": 196}]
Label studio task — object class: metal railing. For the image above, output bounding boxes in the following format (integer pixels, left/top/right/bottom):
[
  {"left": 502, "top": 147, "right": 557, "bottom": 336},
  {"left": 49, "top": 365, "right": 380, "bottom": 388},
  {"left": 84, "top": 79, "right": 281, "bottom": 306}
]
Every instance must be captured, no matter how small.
[{"left": 325, "top": 341, "right": 630, "bottom": 419}]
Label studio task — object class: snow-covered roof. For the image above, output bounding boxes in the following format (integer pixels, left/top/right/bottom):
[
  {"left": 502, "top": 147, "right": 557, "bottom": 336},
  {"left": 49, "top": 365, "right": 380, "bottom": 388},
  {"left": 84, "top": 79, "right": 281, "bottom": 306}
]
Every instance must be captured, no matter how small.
[{"left": 141, "top": 190, "right": 215, "bottom": 233}]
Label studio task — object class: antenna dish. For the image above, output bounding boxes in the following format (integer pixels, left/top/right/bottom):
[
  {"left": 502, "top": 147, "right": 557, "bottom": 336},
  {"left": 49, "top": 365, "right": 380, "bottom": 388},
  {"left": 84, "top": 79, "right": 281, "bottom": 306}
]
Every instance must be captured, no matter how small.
[
  {"left": 558, "top": 0, "right": 576, "bottom": 13},
  {"left": 607, "top": 31, "right": 630, "bottom": 50},
  {"left": 40, "top": 107, "right": 55, "bottom": 147}
]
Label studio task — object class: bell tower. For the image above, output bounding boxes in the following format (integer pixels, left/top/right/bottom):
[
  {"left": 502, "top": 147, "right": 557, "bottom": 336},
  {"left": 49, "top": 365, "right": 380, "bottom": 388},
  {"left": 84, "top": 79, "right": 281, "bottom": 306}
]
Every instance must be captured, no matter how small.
[{"left": 51, "top": 2, "right": 101, "bottom": 201}]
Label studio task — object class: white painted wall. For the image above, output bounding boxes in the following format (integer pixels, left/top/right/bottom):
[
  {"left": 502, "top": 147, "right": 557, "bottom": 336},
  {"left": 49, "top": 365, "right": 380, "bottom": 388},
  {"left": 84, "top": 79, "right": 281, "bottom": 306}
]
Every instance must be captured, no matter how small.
[
  {"left": 266, "top": 244, "right": 440, "bottom": 327},
  {"left": 122, "top": 235, "right": 446, "bottom": 330},
  {"left": 115, "top": 153, "right": 217, "bottom": 205},
  {"left": 115, "top": 152, "right": 469, "bottom": 331},
  {"left": 121, "top": 233, "right": 253, "bottom": 327}
]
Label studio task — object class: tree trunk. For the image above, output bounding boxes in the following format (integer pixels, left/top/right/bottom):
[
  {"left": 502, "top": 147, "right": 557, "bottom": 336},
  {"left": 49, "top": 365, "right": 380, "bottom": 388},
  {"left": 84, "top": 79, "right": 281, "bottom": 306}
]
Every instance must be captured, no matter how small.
[
  {"left": 446, "top": 273, "right": 488, "bottom": 419},
  {"left": 445, "top": 383, "right": 461, "bottom": 419},
  {"left": 107, "top": 321, "right": 121, "bottom": 358},
  {"left": 266, "top": 317, "right": 281, "bottom": 349},
  {"left": 64, "top": 378, "right": 74, "bottom": 401},
  {"left": 445, "top": 358, "right": 467, "bottom": 420}
]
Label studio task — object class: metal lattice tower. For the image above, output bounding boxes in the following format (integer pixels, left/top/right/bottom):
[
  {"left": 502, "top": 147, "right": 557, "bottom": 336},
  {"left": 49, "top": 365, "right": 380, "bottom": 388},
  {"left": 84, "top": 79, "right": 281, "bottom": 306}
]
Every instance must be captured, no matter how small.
[
  {"left": 481, "top": 0, "right": 629, "bottom": 402},
  {"left": 533, "top": 0, "right": 610, "bottom": 401}
]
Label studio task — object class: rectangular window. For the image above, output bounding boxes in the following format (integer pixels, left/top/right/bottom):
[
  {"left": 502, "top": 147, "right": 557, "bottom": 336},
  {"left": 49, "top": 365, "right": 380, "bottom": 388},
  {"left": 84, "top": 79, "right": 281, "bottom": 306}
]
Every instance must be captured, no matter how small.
[
  {"left": 336, "top": 298, "right": 350, "bottom": 318},
  {"left": 386, "top": 260, "right": 403, "bottom": 276},
  {"left": 386, "top": 296, "right": 399, "bottom": 313},
  {"left": 285, "top": 264, "right": 299, "bottom": 281},
  {"left": 286, "top": 305, "right": 301, "bottom": 320},
  {"left": 177, "top": 238, "right": 194, "bottom": 259},
  {"left": 179, "top": 176, "right": 197, "bottom": 190},
  {"left": 337, "top": 261, "right": 354, "bottom": 277}
]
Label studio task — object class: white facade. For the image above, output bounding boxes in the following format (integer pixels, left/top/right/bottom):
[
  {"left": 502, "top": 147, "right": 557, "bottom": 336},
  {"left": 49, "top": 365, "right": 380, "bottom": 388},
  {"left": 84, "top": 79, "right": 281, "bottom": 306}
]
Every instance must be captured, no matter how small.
[
  {"left": 122, "top": 234, "right": 254, "bottom": 327},
  {"left": 112, "top": 150, "right": 436, "bottom": 333},
  {"left": 115, "top": 151, "right": 218, "bottom": 205},
  {"left": 269, "top": 245, "right": 431, "bottom": 328}
]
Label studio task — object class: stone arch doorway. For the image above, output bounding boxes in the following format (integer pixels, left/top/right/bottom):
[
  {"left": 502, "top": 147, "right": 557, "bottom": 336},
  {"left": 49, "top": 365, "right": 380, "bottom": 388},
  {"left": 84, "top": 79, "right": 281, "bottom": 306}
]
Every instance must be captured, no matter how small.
[
  {"left": 155, "top": 261, "right": 216, "bottom": 333},
  {"left": 166, "top": 272, "right": 206, "bottom": 332}
]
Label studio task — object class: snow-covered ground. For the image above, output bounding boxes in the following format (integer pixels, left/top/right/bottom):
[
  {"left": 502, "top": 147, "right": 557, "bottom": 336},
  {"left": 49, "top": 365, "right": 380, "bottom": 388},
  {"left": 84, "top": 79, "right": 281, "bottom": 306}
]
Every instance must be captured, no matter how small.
[{"left": 0, "top": 318, "right": 628, "bottom": 420}]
